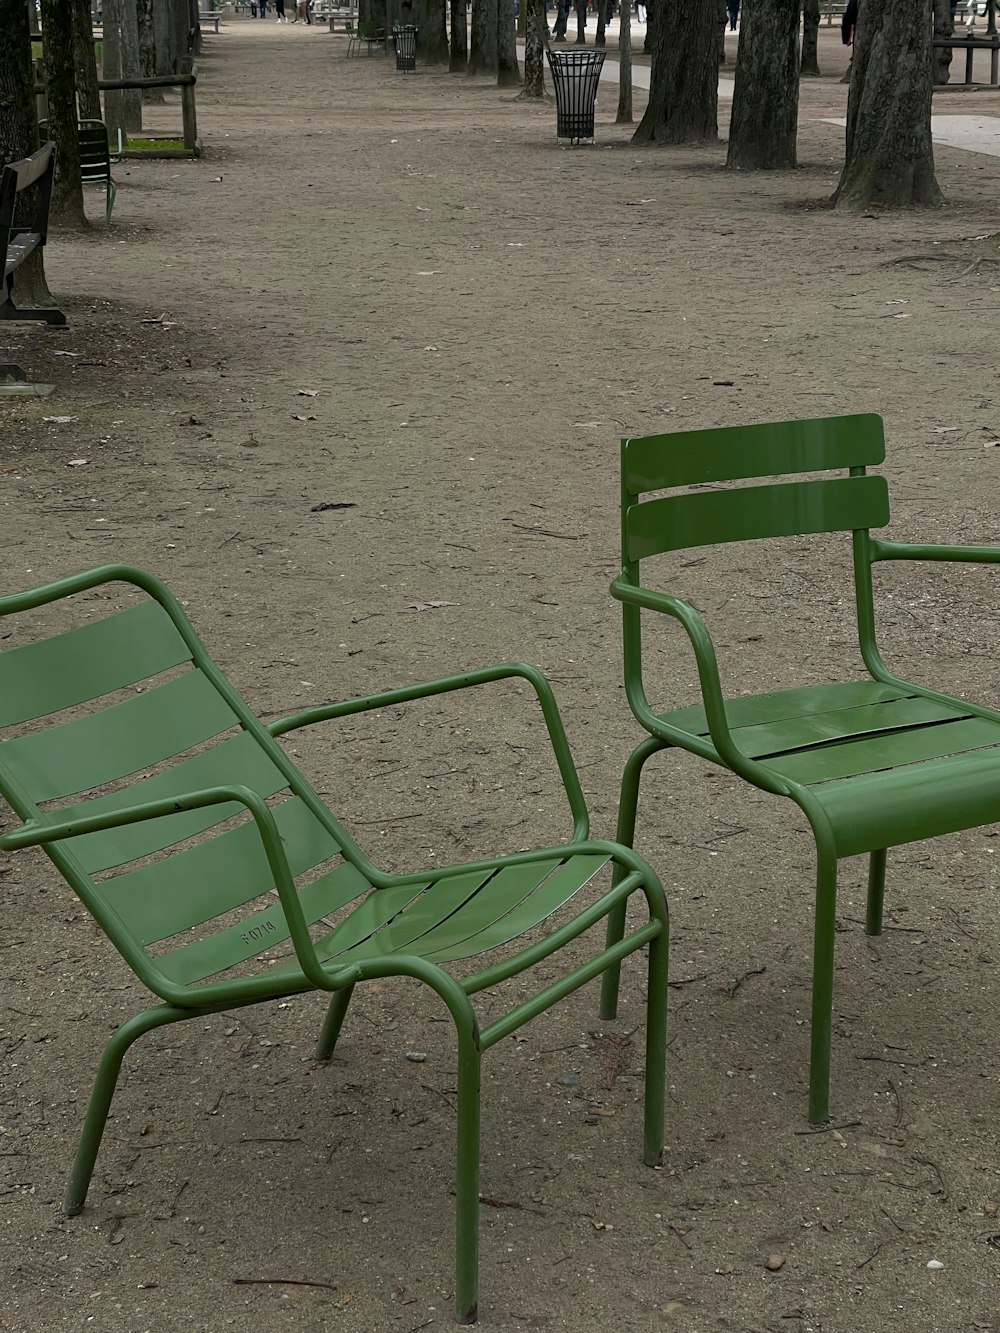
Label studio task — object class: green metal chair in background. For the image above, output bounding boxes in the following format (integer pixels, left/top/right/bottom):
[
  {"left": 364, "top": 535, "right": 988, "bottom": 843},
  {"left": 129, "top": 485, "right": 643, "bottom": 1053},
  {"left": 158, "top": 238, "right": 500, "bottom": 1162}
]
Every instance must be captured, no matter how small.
[
  {"left": 0, "top": 565, "right": 668, "bottom": 1325},
  {"left": 38, "top": 119, "right": 117, "bottom": 225},
  {"left": 598, "top": 413, "right": 1000, "bottom": 1124}
]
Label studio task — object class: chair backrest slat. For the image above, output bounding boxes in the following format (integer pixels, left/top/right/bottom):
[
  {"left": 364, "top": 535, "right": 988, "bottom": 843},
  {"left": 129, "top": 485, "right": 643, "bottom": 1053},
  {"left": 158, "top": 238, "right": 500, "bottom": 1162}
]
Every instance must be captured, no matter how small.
[
  {"left": 0, "top": 668, "right": 240, "bottom": 804},
  {"left": 103, "top": 795, "right": 341, "bottom": 944},
  {"left": 622, "top": 413, "right": 885, "bottom": 495},
  {"left": 0, "top": 599, "right": 191, "bottom": 727},
  {"left": 624, "top": 474, "right": 890, "bottom": 561},
  {"left": 0, "top": 571, "right": 368, "bottom": 992},
  {"left": 53, "top": 730, "right": 290, "bottom": 873}
]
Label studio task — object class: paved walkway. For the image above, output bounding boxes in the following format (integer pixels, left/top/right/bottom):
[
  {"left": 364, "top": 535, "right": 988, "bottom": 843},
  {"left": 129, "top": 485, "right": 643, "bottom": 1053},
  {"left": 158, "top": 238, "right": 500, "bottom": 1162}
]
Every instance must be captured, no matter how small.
[
  {"left": 525, "top": 44, "right": 1000, "bottom": 157},
  {"left": 822, "top": 113, "right": 1000, "bottom": 158}
]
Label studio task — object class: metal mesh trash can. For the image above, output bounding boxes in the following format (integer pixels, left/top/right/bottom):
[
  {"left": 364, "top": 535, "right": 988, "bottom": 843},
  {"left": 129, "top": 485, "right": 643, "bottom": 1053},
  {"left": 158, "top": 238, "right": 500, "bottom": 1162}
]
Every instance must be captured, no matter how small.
[
  {"left": 392, "top": 24, "right": 418, "bottom": 72},
  {"left": 545, "top": 48, "right": 606, "bottom": 144}
]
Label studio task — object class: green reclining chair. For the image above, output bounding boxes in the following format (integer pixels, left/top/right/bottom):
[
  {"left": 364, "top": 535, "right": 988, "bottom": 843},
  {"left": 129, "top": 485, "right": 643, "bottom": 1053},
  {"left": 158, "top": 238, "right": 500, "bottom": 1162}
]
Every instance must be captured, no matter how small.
[
  {"left": 0, "top": 564, "right": 668, "bottom": 1324},
  {"left": 598, "top": 412, "right": 1000, "bottom": 1124}
]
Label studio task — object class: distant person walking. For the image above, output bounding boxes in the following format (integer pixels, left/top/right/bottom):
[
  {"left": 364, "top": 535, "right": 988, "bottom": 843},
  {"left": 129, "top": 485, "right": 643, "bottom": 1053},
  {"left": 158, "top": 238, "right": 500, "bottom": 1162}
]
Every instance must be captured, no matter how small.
[
  {"left": 842, "top": 0, "right": 858, "bottom": 45},
  {"left": 726, "top": 0, "right": 739, "bottom": 30},
  {"left": 274, "top": 0, "right": 286, "bottom": 18}
]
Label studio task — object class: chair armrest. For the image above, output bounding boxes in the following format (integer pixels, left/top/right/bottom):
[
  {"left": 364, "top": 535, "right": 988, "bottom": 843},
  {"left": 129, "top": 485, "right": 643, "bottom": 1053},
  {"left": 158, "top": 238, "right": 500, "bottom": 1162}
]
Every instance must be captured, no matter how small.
[
  {"left": 0, "top": 785, "right": 331, "bottom": 993},
  {"left": 611, "top": 574, "right": 761, "bottom": 776},
  {"left": 268, "top": 662, "right": 590, "bottom": 841},
  {"left": 871, "top": 539, "right": 1000, "bottom": 565},
  {"left": 862, "top": 538, "right": 1000, "bottom": 722}
]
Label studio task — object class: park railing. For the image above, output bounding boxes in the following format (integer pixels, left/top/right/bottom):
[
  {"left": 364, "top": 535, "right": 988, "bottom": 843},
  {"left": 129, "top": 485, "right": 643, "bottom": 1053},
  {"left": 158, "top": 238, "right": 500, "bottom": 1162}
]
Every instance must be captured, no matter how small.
[
  {"left": 32, "top": 73, "right": 200, "bottom": 157},
  {"left": 934, "top": 0, "right": 999, "bottom": 88}
]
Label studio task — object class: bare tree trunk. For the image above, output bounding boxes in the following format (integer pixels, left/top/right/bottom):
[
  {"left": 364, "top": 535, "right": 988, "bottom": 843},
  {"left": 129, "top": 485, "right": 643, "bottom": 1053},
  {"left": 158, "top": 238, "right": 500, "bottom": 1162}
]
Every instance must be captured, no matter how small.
[
  {"left": 103, "top": 0, "right": 126, "bottom": 135},
  {"left": 138, "top": 0, "right": 165, "bottom": 102},
  {"left": 72, "top": 0, "right": 102, "bottom": 117},
  {"left": 800, "top": 0, "right": 820, "bottom": 75},
  {"left": 498, "top": 0, "right": 521, "bottom": 83},
  {"left": 174, "top": 0, "right": 193, "bottom": 71},
  {"left": 833, "top": 0, "right": 943, "bottom": 208},
  {"left": 153, "top": 0, "right": 177, "bottom": 74},
  {"left": 519, "top": 0, "right": 547, "bottom": 94},
  {"left": 727, "top": 0, "right": 799, "bottom": 169},
  {"left": 645, "top": 0, "right": 653, "bottom": 52},
  {"left": 118, "top": 0, "right": 144, "bottom": 129},
  {"left": 414, "top": 0, "right": 449, "bottom": 61},
  {"left": 933, "top": 0, "right": 954, "bottom": 84},
  {"left": 0, "top": 0, "right": 58, "bottom": 307},
  {"left": 39, "top": 0, "right": 88, "bottom": 229},
  {"left": 716, "top": 0, "right": 726, "bottom": 62},
  {"left": 617, "top": 0, "right": 632, "bottom": 120},
  {"left": 633, "top": 0, "right": 718, "bottom": 144},
  {"left": 450, "top": 0, "right": 468, "bottom": 67},
  {"left": 596, "top": 0, "right": 606, "bottom": 46},
  {"left": 574, "top": 0, "right": 586, "bottom": 42},
  {"left": 469, "top": 0, "right": 499, "bottom": 72}
]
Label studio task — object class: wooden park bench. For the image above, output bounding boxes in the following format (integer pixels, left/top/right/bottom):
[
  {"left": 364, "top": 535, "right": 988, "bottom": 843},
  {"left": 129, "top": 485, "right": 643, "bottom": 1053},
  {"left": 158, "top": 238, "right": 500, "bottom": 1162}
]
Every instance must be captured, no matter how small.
[
  {"left": 199, "top": 10, "right": 222, "bottom": 31},
  {"left": 0, "top": 141, "right": 66, "bottom": 329},
  {"left": 0, "top": 563, "right": 669, "bottom": 1324}
]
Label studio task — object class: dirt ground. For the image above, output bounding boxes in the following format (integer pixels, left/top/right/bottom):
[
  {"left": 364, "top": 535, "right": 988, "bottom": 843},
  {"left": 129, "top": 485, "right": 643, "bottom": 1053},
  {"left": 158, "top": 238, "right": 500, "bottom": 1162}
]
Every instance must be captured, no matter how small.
[{"left": 3, "top": 17, "right": 1000, "bottom": 1333}]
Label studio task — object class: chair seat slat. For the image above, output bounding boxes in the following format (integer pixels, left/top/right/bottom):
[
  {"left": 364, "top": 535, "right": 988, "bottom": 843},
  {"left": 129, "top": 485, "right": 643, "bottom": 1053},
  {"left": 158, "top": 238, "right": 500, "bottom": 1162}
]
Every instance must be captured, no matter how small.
[
  {"left": 426, "top": 854, "right": 609, "bottom": 963},
  {"left": 313, "top": 874, "right": 458, "bottom": 959},
  {"left": 659, "top": 680, "right": 912, "bottom": 740},
  {"left": 333, "top": 868, "right": 508, "bottom": 962},
  {"left": 730, "top": 695, "right": 970, "bottom": 761},
  {"left": 764, "top": 715, "right": 1000, "bottom": 785},
  {"left": 815, "top": 748, "right": 1000, "bottom": 857}
]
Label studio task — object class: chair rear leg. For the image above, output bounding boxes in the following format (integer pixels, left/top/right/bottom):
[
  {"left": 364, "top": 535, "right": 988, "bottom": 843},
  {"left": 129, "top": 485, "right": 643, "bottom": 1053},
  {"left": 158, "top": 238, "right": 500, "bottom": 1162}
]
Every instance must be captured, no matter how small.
[
  {"left": 642, "top": 923, "right": 669, "bottom": 1167},
  {"left": 454, "top": 1028, "right": 482, "bottom": 1324},
  {"left": 314, "top": 984, "right": 355, "bottom": 1061},
  {"left": 865, "top": 848, "right": 887, "bottom": 936},
  {"left": 808, "top": 851, "right": 839, "bottom": 1125},
  {"left": 599, "top": 735, "right": 666, "bottom": 1021},
  {"left": 64, "top": 1006, "right": 184, "bottom": 1216}
]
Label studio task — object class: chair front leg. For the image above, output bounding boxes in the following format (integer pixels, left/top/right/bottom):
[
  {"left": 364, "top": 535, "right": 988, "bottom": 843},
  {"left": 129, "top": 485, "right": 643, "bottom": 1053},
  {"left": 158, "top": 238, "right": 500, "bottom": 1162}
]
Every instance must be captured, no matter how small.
[
  {"left": 599, "top": 734, "right": 667, "bottom": 1021},
  {"left": 865, "top": 848, "right": 887, "bottom": 936},
  {"left": 643, "top": 923, "right": 669, "bottom": 1167},
  {"left": 454, "top": 1024, "right": 482, "bottom": 1323},
  {"left": 315, "top": 984, "right": 355, "bottom": 1061},
  {"left": 808, "top": 849, "right": 839, "bottom": 1125},
  {"left": 64, "top": 1005, "right": 188, "bottom": 1216}
]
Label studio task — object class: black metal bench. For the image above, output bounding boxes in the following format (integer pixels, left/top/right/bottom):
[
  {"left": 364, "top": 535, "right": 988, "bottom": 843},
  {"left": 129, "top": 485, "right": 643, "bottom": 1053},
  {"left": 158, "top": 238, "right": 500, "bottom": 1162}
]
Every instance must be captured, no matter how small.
[{"left": 1, "top": 142, "right": 66, "bottom": 328}]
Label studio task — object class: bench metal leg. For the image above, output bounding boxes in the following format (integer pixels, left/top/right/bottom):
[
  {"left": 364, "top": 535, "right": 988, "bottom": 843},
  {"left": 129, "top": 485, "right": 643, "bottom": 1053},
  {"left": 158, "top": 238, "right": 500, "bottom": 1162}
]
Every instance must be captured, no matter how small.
[{"left": 0, "top": 298, "right": 67, "bottom": 326}]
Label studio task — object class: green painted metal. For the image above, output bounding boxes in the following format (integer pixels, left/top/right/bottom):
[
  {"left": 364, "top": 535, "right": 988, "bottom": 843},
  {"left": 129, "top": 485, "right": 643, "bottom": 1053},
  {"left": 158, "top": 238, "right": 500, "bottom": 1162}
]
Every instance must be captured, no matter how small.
[
  {"left": 0, "top": 564, "right": 669, "bottom": 1324},
  {"left": 609, "top": 413, "right": 1000, "bottom": 1126},
  {"left": 0, "top": 598, "right": 190, "bottom": 727},
  {"left": 622, "top": 412, "right": 886, "bottom": 493},
  {"left": 57, "top": 731, "right": 289, "bottom": 873},
  {"left": 624, "top": 475, "right": 890, "bottom": 560},
  {"left": 0, "top": 668, "right": 239, "bottom": 802}
]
